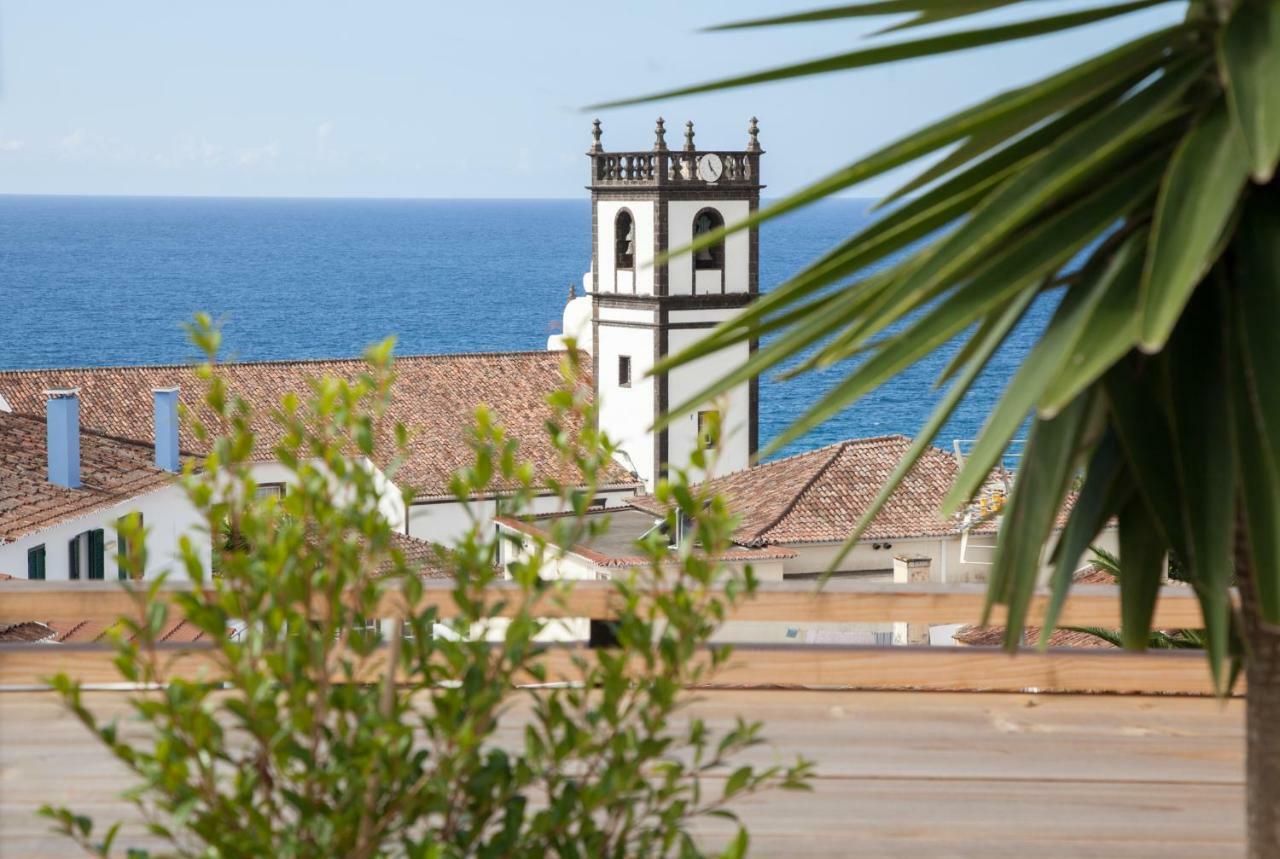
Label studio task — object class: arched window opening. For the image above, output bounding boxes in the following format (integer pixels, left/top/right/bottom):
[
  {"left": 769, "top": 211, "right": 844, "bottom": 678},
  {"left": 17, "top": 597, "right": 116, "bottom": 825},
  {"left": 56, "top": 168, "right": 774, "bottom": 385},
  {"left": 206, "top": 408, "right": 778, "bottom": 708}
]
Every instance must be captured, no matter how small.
[
  {"left": 693, "top": 209, "right": 724, "bottom": 270},
  {"left": 615, "top": 210, "right": 635, "bottom": 270}
]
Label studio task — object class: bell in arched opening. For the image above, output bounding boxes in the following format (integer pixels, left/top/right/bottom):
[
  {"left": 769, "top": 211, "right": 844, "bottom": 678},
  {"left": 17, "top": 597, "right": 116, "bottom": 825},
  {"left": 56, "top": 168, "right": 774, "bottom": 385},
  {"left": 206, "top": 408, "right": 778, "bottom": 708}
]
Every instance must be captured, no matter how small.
[{"left": 693, "top": 209, "right": 724, "bottom": 269}]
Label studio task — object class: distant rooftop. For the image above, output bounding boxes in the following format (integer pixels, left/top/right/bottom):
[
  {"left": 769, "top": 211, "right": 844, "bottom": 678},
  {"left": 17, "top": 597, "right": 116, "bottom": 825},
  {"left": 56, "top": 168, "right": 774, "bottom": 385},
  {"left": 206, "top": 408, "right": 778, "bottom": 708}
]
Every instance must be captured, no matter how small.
[
  {"left": 631, "top": 435, "right": 970, "bottom": 547},
  {"left": 498, "top": 507, "right": 796, "bottom": 568},
  {"left": 0, "top": 352, "right": 641, "bottom": 501},
  {"left": 0, "top": 411, "right": 173, "bottom": 543}
]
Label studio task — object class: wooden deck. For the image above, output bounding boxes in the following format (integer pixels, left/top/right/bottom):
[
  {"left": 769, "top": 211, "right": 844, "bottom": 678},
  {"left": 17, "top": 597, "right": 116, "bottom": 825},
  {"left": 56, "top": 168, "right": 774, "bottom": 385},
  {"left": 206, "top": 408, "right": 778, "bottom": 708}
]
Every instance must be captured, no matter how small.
[{"left": 0, "top": 689, "right": 1245, "bottom": 858}]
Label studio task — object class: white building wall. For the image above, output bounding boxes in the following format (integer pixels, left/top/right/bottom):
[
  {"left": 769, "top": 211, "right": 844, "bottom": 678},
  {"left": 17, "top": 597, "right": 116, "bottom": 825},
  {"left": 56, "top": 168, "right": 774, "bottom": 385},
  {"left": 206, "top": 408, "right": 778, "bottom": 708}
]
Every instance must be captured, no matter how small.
[
  {"left": 407, "top": 486, "right": 638, "bottom": 547},
  {"left": 596, "top": 200, "right": 655, "bottom": 295},
  {"left": 665, "top": 332, "right": 751, "bottom": 480},
  {"left": 0, "top": 482, "right": 208, "bottom": 582},
  {"left": 595, "top": 320, "right": 657, "bottom": 487}
]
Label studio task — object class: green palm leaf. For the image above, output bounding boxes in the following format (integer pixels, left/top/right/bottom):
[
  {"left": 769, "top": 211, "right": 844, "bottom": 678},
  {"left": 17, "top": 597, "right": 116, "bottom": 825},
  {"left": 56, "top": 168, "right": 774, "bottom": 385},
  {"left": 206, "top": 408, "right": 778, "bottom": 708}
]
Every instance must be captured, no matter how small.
[
  {"left": 1139, "top": 98, "right": 1251, "bottom": 351},
  {"left": 1219, "top": 0, "right": 1280, "bottom": 182},
  {"left": 594, "top": 1, "right": 1174, "bottom": 108}
]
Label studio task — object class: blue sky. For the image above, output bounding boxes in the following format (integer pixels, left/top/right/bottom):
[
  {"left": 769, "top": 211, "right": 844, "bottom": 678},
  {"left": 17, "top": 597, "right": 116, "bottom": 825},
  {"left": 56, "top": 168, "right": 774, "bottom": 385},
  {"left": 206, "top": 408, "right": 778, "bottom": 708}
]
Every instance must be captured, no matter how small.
[{"left": 0, "top": 1, "right": 1180, "bottom": 199}]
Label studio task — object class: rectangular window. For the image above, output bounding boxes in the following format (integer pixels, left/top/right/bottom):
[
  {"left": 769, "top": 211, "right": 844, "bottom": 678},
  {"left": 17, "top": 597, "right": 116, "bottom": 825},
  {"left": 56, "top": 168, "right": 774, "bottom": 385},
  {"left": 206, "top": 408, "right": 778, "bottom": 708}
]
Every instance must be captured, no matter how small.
[
  {"left": 618, "top": 355, "right": 632, "bottom": 388},
  {"left": 255, "top": 483, "right": 286, "bottom": 499},
  {"left": 697, "top": 410, "right": 720, "bottom": 450},
  {"left": 27, "top": 545, "right": 46, "bottom": 580},
  {"left": 117, "top": 513, "right": 144, "bottom": 580},
  {"left": 68, "top": 529, "right": 106, "bottom": 580},
  {"left": 354, "top": 617, "right": 382, "bottom": 642},
  {"left": 88, "top": 529, "right": 105, "bottom": 580}
]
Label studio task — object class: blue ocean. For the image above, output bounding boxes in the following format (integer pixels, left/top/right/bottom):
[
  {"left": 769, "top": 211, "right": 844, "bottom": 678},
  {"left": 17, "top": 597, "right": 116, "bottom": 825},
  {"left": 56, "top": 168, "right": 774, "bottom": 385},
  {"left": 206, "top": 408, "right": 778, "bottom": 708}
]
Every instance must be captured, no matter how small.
[{"left": 0, "top": 195, "right": 1050, "bottom": 459}]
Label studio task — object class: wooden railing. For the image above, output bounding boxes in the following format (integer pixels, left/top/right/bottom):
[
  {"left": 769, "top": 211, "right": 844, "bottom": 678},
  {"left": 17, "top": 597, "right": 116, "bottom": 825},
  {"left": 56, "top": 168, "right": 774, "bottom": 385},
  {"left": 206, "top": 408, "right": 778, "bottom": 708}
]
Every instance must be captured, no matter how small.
[{"left": 0, "top": 580, "right": 1226, "bottom": 695}]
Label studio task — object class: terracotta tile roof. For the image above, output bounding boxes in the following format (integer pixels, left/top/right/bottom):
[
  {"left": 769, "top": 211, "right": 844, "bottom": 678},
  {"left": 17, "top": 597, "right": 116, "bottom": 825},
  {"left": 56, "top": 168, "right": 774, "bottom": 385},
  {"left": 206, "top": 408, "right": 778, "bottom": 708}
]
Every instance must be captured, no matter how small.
[
  {"left": 631, "top": 435, "right": 966, "bottom": 546},
  {"left": 495, "top": 512, "right": 796, "bottom": 570},
  {"left": 15, "top": 617, "right": 212, "bottom": 644},
  {"left": 952, "top": 566, "right": 1121, "bottom": 648},
  {"left": 0, "top": 411, "right": 174, "bottom": 542},
  {"left": 0, "top": 622, "right": 58, "bottom": 643},
  {"left": 387, "top": 531, "right": 452, "bottom": 580},
  {"left": 951, "top": 624, "right": 1118, "bottom": 648},
  {"left": 0, "top": 352, "right": 639, "bottom": 500}
]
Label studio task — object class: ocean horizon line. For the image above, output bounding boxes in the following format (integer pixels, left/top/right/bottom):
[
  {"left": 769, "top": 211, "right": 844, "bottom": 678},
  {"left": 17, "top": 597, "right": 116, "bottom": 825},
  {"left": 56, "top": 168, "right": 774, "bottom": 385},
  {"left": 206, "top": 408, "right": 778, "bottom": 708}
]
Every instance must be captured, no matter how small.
[{"left": 0, "top": 192, "right": 878, "bottom": 204}]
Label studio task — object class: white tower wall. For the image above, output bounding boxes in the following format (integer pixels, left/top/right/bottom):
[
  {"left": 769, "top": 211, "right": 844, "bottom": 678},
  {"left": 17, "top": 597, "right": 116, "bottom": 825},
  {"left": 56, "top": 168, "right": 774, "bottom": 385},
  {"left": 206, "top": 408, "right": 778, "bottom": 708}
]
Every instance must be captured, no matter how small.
[
  {"left": 581, "top": 118, "right": 763, "bottom": 491},
  {"left": 666, "top": 331, "right": 752, "bottom": 479}
]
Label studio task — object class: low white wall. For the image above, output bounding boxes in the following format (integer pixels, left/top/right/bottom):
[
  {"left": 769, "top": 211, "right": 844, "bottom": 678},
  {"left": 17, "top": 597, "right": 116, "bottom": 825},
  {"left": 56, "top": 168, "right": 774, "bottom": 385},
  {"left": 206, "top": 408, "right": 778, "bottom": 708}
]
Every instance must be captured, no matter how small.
[
  {"left": 408, "top": 486, "right": 639, "bottom": 547},
  {"left": 0, "top": 482, "right": 207, "bottom": 581}
]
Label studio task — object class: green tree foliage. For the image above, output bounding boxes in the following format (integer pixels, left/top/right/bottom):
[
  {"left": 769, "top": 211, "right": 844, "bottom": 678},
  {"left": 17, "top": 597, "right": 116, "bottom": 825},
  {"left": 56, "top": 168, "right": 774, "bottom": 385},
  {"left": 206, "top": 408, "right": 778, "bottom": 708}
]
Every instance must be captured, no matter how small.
[
  {"left": 601, "top": 0, "right": 1280, "bottom": 685},
  {"left": 41, "top": 316, "right": 810, "bottom": 858},
  {"left": 602, "top": 3, "right": 1280, "bottom": 850}
]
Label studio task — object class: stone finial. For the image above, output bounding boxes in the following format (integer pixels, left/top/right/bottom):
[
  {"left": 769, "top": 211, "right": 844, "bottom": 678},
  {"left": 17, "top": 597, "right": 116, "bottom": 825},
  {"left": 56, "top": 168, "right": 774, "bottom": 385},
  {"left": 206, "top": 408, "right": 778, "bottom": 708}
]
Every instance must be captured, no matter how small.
[
  {"left": 747, "top": 116, "right": 761, "bottom": 152},
  {"left": 653, "top": 117, "right": 667, "bottom": 151},
  {"left": 683, "top": 120, "right": 696, "bottom": 152},
  {"left": 589, "top": 118, "right": 603, "bottom": 153}
]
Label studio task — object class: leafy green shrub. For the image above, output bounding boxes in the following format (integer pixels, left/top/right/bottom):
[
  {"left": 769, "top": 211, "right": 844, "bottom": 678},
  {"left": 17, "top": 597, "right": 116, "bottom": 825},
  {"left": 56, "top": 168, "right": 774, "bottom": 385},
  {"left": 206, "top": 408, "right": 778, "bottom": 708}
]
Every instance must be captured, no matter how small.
[{"left": 42, "top": 316, "right": 811, "bottom": 858}]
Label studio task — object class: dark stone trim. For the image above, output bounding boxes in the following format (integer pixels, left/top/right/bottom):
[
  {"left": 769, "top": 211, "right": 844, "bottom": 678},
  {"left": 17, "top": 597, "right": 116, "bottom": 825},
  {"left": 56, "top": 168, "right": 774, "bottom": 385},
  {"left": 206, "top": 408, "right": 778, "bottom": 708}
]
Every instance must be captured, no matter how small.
[
  {"left": 593, "top": 292, "right": 753, "bottom": 311},
  {"left": 750, "top": 335, "right": 760, "bottom": 458},
  {"left": 748, "top": 193, "right": 760, "bottom": 452},
  {"left": 588, "top": 187, "right": 761, "bottom": 202},
  {"left": 656, "top": 305, "right": 669, "bottom": 485},
  {"left": 654, "top": 198, "right": 668, "bottom": 297},
  {"left": 596, "top": 319, "right": 719, "bottom": 331}
]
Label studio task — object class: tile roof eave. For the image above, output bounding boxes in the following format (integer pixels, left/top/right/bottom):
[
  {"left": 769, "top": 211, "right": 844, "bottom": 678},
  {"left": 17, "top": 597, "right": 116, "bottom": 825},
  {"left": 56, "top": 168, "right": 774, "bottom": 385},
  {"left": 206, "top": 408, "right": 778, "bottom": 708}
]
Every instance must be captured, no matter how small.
[
  {"left": 411, "top": 479, "right": 643, "bottom": 505},
  {"left": 0, "top": 479, "right": 179, "bottom": 544},
  {"left": 3, "top": 349, "right": 565, "bottom": 377},
  {"left": 494, "top": 516, "right": 796, "bottom": 569}
]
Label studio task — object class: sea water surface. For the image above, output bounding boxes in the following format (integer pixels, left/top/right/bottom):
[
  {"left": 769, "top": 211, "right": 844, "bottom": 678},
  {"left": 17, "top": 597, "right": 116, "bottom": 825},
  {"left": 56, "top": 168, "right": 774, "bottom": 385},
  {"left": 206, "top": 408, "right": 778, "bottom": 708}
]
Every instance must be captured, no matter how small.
[{"left": 0, "top": 196, "right": 1051, "bottom": 459}]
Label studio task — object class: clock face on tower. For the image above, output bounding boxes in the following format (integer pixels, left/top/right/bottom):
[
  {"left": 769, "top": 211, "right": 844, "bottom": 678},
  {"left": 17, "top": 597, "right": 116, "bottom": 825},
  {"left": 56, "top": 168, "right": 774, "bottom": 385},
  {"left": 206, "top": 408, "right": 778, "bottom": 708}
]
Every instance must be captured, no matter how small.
[{"left": 696, "top": 153, "right": 724, "bottom": 183}]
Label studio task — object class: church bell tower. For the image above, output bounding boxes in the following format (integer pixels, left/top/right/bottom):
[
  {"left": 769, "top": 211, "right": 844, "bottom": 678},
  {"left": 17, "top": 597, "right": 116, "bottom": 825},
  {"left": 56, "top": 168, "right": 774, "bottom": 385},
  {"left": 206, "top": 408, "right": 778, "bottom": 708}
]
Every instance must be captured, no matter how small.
[{"left": 582, "top": 117, "right": 763, "bottom": 490}]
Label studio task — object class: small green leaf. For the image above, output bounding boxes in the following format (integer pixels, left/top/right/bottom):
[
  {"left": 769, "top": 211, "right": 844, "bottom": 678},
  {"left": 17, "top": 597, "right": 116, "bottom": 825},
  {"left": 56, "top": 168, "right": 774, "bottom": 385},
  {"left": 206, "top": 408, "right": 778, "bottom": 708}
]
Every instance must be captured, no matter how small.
[
  {"left": 1039, "top": 430, "right": 1132, "bottom": 647},
  {"left": 986, "top": 390, "right": 1095, "bottom": 643},
  {"left": 1231, "top": 196, "right": 1280, "bottom": 623},
  {"left": 1163, "top": 284, "right": 1237, "bottom": 692},
  {"left": 1219, "top": 0, "right": 1280, "bottom": 181},
  {"left": 705, "top": 0, "right": 1021, "bottom": 31},
  {"left": 1116, "top": 493, "right": 1167, "bottom": 650},
  {"left": 1140, "top": 98, "right": 1251, "bottom": 351},
  {"left": 1037, "top": 232, "right": 1146, "bottom": 415}
]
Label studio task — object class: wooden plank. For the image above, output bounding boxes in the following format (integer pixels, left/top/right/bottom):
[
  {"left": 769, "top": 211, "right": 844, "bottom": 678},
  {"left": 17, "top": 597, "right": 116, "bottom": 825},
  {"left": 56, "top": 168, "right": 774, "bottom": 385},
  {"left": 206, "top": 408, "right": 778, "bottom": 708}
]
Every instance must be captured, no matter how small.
[
  {"left": 0, "top": 579, "right": 1211, "bottom": 627},
  {"left": 0, "top": 642, "right": 1228, "bottom": 695},
  {"left": 0, "top": 689, "right": 1245, "bottom": 859}
]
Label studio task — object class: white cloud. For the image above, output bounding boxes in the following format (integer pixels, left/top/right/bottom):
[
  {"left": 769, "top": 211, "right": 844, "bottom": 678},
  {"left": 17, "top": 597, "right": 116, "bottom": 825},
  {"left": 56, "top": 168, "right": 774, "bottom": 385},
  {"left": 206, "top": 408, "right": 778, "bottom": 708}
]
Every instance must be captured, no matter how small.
[
  {"left": 238, "top": 141, "right": 281, "bottom": 166},
  {"left": 316, "top": 121, "right": 337, "bottom": 163},
  {"left": 0, "top": 137, "right": 23, "bottom": 153},
  {"left": 58, "top": 128, "right": 85, "bottom": 151}
]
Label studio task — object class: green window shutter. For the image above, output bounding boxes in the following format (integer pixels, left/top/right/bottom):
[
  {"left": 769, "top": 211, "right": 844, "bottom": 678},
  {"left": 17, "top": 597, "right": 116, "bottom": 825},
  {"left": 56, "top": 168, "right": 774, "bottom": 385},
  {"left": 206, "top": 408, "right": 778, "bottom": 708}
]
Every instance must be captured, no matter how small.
[
  {"left": 27, "top": 545, "right": 46, "bottom": 580},
  {"left": 116, "top": 513, "right": 145, "bottom": 580},
  {"left": 69, "top": 535, "right": 80, "bottom": 580},
  {"left": 89, "top": 529, "right": 105, "bottom": 580}
]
